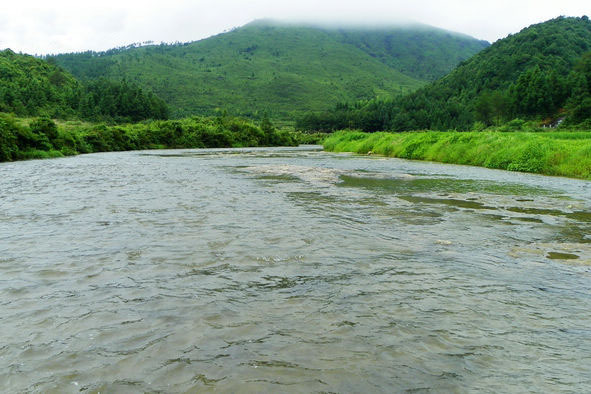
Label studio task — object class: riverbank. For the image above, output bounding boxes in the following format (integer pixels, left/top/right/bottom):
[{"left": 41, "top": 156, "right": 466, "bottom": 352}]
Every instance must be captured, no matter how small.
[
  {"left": 0, "top": 113, "right": 325, "bottom": 163},
  {"left": 323, "top": 130, "right": 591, "bottom": 180}
]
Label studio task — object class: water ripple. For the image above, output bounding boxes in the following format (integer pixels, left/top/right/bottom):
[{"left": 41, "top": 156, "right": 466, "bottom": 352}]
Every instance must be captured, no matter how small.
[{"left": 1, "top": 147, "right": 590, "bottom": 392}]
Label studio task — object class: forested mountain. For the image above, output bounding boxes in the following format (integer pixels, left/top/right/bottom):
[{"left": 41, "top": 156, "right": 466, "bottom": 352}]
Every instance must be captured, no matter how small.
[
  {"left": 0, "top": 50, "right": 80, "bottom": 118},
  {"left": 329, "top": 24, "right": 489, "bottom": 81},
  {"left": 52, "top": 20, "right": 488, "bottom": 119},
  {"left": 298, "top": 16, "right": 591, "bottom": 132},
  {"left": 0, "top": 50, "right": 168, "bottom": 122}
]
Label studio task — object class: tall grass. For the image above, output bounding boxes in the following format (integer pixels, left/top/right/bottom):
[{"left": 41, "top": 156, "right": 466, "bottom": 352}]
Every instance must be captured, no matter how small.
[{"left": 324, "top": 130, "right": 591, "bottom": 179}]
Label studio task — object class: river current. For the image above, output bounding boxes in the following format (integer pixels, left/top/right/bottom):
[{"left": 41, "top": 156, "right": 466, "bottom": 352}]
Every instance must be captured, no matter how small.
[{"left": 1, "top": 146, "right": 590, "bottom": 392}]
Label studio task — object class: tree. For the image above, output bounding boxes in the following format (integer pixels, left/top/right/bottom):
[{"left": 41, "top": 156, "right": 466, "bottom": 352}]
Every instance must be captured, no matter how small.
[{"left": 475, "top": 90, "right": 509, "bottom": 125}]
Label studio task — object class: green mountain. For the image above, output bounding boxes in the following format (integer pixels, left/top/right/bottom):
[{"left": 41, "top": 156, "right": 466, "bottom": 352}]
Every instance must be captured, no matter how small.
[
  {"left": 298, "top": 16, "right": 591, "bottom": 131},
  {"left": 52, "top": 20, "right": 488, "bottom": 120},
  {"left": 328, "top": 23, "right": 489, "bottom": 81},
  {"left": 0, "top": 49, "right": 80, "bottom": 118},
  {"left": 0, "top": 49, "right": 169, "bottom": 121}
]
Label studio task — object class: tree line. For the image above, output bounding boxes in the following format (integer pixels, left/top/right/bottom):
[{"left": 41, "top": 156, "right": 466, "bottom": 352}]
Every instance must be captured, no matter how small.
[
  {"left": 0, "top": 113, "right": 297, "bottom": 162},
  {"left": 0, "top": 49, "right": 168, "bottom": 122}
]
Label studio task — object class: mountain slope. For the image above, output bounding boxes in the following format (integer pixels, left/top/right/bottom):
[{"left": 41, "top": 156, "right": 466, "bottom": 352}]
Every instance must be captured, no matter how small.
[
  {"left": 52, "top": 20, "right": 488, "bottom": 119},
  {"left": 0, "top": 49, "right": 168, "bottom": 121},
  {"left": 329, "top": 24, "right": 489, "bottom": 81},
  {"left": 0, "top": 49, "right": 80, "bottom": 117},
  {"left": 390, "top": 16, "right": 591, "bottom": 130},
  {"left": 298, "top": 16, "right": 591, "bottom": 131}
]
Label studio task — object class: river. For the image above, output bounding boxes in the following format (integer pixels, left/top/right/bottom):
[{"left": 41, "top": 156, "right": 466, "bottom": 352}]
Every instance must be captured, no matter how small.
[{"left": 1, "top": 146, "right": 590, "bottom": 392}]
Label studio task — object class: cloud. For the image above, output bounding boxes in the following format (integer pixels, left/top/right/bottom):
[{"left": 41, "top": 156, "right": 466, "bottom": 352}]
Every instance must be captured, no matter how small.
[{"left": 0, "top": 0, "right": 588, "bottom": 54}]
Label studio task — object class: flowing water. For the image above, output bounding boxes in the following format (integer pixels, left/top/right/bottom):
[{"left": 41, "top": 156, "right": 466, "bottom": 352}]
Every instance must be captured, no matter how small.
[{"left": 1, "top": 146, "right": 590, "bottom": 393}]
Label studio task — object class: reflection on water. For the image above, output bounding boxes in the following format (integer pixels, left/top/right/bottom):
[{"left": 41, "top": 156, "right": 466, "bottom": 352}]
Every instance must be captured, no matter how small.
[{"left": 1, "top": 146, "right": 590, "bottom": 392}]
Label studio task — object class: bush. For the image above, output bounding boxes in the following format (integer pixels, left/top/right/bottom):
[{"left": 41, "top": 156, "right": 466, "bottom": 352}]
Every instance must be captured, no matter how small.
[
  {"left": 30, "top": 118, "right": 59, "bottom": 142},
  {"left": 507, "top": 141, "right": 548, "bottom": 172},
  {"left": 472, "top": 121, "right": 487, "bottom": 131},
  {"left": 501, "top": 118, "right": 526, "bottom": 131},
  {"left": 1, "top": 114, "right": 300, "bottom": 163},
  {"left": 0, "top": 114, "right": 18, "bottom": 161}
]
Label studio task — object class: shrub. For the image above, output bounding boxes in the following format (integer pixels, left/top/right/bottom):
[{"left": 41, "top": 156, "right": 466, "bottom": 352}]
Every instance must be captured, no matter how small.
[
  {"left": 0, "top": 114, "right": 18, "bottom": 161},
  {"left": 30, "top": 118, "right": 59, "bottom": 142}
]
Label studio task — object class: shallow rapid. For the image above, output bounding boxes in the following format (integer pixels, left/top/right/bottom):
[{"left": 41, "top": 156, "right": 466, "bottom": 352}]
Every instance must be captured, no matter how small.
[{"left": 1, "top": 146, "right": 590, "bottom": 392}]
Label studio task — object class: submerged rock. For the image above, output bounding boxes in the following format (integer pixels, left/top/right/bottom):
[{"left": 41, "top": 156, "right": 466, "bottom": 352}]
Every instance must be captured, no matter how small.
[{"left": 547, "top": 251, "right": 580, "bottom": 260}]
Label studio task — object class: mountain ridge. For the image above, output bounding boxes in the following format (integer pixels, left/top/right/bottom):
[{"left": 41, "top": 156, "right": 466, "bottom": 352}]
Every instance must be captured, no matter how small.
[{"left": 52, "top": 20, "right": 488, "bottom": 119}]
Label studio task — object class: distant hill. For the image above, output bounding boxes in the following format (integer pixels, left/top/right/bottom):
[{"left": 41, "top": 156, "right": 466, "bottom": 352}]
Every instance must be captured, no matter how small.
[
  {"left": 298, "top": 16, "right": 591, "bottom": 131},
  {"left": 0, "top": 49, "right": 80, "bottom": 118},
  {"left": 52, "top": 20, "right": 488, "bottom": 119},
  {"left": 327, "top": 23, "right": 489, "bottom": 81},
  {"left": 391, "top": 16, "right": 591, "bottom": 130},
  {"left": 0, "top": 49, "right": 168, "bottom": 121}
]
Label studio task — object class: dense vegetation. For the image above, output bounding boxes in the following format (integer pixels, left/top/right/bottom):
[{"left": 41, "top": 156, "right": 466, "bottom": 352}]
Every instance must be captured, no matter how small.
[
  {"left": 0, "top": 50, "right": 80, "bottom": 118},
  {"left": 79, "top": 79, "right": 169, "bottom": 121},
  {"left": 52, "top": 20, "right": 487, "bottom": 119},
  {"left": 0, "top": 45, "right": 324, "bottom": 164},
  {"left": 0, "top": 113, "right": 299, "bottom": 162},
  {"left": 324, "top": 130, "right": 591, "bottom": 179},
  {"left": 331, "top": 24, "right": 489, "bottom": 81},
  {"left": 299, "top": 17, "right": 591, "bottom": 132},
  {"left": 0, "top": 50, "right": 168, "bottom": 122}
]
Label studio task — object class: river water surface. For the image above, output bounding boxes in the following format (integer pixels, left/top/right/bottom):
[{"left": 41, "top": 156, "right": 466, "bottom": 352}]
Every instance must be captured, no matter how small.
[{"left": 1, "top": 146, "right": 591, "bottom": 392}]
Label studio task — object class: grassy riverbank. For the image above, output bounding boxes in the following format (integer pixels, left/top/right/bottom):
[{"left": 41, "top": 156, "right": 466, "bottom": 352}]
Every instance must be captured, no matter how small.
[
  {"left": 324, "top": 130, "right": 591, "bottom": 179},
  {"left": 0, "top": 113, "right": 327, "bottom": 162}
]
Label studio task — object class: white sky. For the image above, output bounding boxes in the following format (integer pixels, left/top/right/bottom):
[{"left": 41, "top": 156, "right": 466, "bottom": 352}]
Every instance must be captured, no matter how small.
[{"left": 0, "top": 0, "right": 589, "bottom": 55}]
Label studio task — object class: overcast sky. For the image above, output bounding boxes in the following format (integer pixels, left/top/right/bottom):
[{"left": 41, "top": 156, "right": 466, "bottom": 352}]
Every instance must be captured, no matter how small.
[{"left": 1, "top": 0, "right": 589, "bottom": 55}]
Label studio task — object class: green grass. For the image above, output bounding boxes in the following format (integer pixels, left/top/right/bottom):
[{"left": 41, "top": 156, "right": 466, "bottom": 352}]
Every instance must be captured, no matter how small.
[
  {"left": 324, "top": 130, "right": 591, "bottom": 179},
  {"left": 290, "top": 131, "right": 327, "bottom": 145}
]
